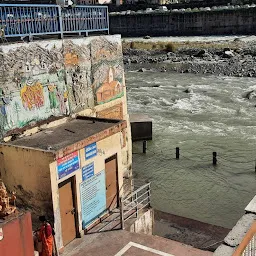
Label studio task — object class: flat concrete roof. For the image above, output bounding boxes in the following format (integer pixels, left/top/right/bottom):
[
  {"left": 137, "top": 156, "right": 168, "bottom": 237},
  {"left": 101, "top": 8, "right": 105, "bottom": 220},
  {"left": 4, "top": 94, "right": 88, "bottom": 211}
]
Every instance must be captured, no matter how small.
[
  {"left": 4, "top": 117, "right": 123, "bottom": 152},
  {"left": 130, "top": 114, "right": 152, "bottom": 123}
]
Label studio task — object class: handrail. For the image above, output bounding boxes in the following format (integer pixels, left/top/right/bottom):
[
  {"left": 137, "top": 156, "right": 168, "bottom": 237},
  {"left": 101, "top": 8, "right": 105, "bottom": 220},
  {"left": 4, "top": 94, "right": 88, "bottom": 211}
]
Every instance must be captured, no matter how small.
[
  {"left": 0, "top": 4, "right": 108, "bottom": 39},
  {"left": 120, "top": 182, "right": 151, "bottom": 229},
  {"left": 123, "top": 183, "right": 150, "bottom": 201},
  {"left": 233, "top": 221, "right": 256, "bottom": 256}
]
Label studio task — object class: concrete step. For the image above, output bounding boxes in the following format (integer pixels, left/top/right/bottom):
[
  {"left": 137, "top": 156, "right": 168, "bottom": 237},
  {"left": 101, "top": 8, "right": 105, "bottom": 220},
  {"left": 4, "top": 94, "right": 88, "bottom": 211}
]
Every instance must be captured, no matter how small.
[{"left": 87, "top": 211, "right": 121, "bottom": 234}]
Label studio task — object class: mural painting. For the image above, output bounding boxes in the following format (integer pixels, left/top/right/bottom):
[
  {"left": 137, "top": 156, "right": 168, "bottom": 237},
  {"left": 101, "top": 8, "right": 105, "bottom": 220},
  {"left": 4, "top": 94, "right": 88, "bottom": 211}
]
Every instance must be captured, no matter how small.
[
  {"left": 0, "top": 36, "right": 125, "bottom": 138},
  {"left": 0, "top": 41, "right": 69, "bottom": 135},
  {"left": 20, "top": 81, "right": 44, "bottom": 111},
  {"left": 96, "top": 103, "right": 123, "bottom": 120},
  {"left": 91, "top": 37, "right": 124, "bottom": 105},
  {"left": 63, "top": 40, "right": 94, "bottom": 112}
]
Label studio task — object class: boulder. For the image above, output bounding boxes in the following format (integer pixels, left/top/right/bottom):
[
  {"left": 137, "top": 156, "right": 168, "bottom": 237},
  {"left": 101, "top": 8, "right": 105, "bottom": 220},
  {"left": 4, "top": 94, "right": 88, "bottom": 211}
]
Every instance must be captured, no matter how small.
[
  {"left": 184, "top": 88, "right": 193, "bottom": 93},
  {"left": 194, "top": 49, "right": 206, "bottom": 58},
  {"left": 223, "top": 50, "right": 234, "bottom": 58},
  {"left": 243, "top": 90, "right": 256, "bottom": 100},
  {"left": 138, "top": 68, "right": 147, "bottom": 72}
]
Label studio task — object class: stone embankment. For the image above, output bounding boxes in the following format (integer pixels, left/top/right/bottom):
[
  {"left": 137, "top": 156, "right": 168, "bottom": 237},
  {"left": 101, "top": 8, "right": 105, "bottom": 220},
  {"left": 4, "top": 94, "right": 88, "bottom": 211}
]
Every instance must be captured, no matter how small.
[{"left": 123, "top": 44, "right": 256, "bottom": 77}]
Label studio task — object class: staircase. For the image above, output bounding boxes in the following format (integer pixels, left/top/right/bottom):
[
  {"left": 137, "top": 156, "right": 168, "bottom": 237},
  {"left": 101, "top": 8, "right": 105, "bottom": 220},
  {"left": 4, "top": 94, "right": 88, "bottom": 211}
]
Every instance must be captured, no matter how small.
[
  {"left": 86, "top": 209, "right": 122, "bottom": 234},
  {"left": 85, "top": 182, "right": 151, "bottom": 234}
]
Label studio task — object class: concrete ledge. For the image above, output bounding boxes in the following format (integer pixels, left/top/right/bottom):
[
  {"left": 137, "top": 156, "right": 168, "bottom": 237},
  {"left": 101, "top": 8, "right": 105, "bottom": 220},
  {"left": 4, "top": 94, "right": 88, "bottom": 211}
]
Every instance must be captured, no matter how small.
[
  {"left": 213, "top": 244, "right": 235, "bottom": 256},
  {"left": 245, "top": 195, "right": 256, "bottom": 214},
  {"left": 224, "top": 213, "right": 256, "bottom": 247}
]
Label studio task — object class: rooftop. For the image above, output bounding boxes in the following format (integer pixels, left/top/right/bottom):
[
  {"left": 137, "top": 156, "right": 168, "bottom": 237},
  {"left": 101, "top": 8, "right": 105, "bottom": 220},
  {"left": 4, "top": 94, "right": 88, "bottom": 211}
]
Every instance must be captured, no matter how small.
[{"left": 4, "top": 117, "right": 123, "bottom": 152}]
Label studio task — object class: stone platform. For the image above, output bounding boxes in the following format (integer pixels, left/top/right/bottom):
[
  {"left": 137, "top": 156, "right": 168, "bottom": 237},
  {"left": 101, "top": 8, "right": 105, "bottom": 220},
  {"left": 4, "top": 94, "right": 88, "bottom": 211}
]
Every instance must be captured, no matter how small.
[
  {"left": 61, "top": 230, "right": 213, "bottom": 256},
  {"left": 130, "top": 114, "right": 152, "bottom": 142}
]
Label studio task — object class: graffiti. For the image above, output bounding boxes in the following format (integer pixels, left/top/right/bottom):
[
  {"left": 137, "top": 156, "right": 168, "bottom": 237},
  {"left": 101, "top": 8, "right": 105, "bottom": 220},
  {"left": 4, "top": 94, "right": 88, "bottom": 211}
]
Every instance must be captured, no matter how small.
[
  {"left": 96, "top": 67, "right": 123, "bottom": 104},
  {"left": 20, "top": 81, "right": 44, "bottom": 110}
]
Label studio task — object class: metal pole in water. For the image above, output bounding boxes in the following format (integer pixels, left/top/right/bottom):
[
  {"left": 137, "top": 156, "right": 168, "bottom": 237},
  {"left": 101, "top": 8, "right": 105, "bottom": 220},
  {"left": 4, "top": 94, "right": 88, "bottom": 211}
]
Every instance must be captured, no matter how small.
[
  {"left": 143, "top": 140, "right": 147, "bottom": 154},
  {"left": 176, "top": 147, "right": 180, "bottom": 159},
  {"left": 213, "top": 152, "right": 217, "bottom": 166}
]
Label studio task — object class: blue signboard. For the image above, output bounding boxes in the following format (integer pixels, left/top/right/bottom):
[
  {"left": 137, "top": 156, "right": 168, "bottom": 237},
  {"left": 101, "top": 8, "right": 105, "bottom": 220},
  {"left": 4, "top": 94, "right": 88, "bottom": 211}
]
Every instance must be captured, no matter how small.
[
  {"left": 85, "top": 142, "right": 97, "bottom": 160},
  {"left": 82, "top": 162, "right": 94, "bottom": 181},
  {"left": 57, "top": 151, "right": 80, "bottom": 179},
  {"left": 80, "top": 170, "right": 106, "bottom": 229}
]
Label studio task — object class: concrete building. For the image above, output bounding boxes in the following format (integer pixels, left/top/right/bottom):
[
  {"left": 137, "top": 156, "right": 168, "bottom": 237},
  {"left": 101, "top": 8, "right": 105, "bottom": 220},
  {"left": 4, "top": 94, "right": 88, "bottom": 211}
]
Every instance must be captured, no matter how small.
[{"left": 0, "top": 35, "right": 133, "bottom": 252}]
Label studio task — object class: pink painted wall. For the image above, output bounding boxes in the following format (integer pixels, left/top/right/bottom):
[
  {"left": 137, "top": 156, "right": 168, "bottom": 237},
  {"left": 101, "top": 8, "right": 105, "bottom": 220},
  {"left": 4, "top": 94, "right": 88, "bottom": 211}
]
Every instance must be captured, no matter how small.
[{"left": 0, "top": 212, "right": 34, "bottom": 256}]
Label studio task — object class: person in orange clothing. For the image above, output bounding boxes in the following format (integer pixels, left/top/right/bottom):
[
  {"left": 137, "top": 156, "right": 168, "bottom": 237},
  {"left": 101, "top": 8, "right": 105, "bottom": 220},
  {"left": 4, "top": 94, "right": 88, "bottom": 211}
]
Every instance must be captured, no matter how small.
[{"left": 38, "top": 216, "right": 53, "bottom": 256}]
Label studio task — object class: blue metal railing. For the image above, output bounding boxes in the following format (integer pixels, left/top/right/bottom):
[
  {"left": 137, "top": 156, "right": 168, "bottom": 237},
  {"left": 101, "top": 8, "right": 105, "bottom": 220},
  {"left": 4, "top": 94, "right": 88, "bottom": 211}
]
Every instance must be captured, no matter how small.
[{"left": 0, "top": 4, "right": 109, "bottom": 39}]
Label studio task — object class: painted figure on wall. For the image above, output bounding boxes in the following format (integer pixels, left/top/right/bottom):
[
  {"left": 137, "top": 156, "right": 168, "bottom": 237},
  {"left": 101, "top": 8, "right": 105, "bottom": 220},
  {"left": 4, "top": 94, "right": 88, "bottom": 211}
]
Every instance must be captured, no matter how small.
[
  {"left": 96, "top": 67, "right": 123, "bottom": 104},
  {"left": 20, "top": 81, "right": 44, "bottom": 111},
  {"left": 56, "top": 88, "right": 69, "bottom": 115},
  {"left": 47, "top": 83, "right": 57, "bottom": 110},
  {"left": 0, "top": 88, "right": 13, "bottom": 129}
]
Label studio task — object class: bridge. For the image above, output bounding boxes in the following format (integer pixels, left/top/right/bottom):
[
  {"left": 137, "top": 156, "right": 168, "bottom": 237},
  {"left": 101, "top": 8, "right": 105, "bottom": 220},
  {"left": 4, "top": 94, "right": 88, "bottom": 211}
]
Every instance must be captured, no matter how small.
[{"left": 0, "top": 4, "right": 109, "bottom": 40}]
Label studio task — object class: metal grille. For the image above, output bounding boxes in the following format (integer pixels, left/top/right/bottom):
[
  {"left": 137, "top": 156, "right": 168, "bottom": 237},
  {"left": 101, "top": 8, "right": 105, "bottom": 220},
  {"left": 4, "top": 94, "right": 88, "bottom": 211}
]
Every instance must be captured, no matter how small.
[
  {"left": 0, "top": 4, "right": 108, "bottom": 39},
  {"left": 62, "top": 6, "right": 108, "bottom": 34},
  {"left": 120, "top": 182, "right": 151, "bottom": 228},
  {"left": 243, "top": 235, "right": 256, "bottom": 256}
]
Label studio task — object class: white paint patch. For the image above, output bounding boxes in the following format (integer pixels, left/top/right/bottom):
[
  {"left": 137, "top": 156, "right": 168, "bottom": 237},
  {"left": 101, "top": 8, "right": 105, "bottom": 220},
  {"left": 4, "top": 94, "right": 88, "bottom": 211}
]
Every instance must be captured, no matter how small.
[
  {"left": 114, "top": 241, "right": 174, "bottom": 256},
  {"left": 0, "top": 228, "right": 3, "bottom": 241}
]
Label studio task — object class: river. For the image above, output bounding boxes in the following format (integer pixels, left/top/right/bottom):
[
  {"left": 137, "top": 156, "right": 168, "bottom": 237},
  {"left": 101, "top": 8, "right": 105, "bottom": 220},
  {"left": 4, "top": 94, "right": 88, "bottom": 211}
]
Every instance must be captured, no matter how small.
[{"left": 126, "top": 70, "right": 256, "bottom": 229}]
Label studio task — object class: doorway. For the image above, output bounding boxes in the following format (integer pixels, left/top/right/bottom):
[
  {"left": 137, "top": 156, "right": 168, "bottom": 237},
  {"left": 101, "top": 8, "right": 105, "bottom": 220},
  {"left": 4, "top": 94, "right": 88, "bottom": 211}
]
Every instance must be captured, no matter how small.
[
  {"left": 105, "top": 154, "right": 119, "bottom": 211},
  {"left": 58, "top": 177, "right": 77, "bottom": 246}
]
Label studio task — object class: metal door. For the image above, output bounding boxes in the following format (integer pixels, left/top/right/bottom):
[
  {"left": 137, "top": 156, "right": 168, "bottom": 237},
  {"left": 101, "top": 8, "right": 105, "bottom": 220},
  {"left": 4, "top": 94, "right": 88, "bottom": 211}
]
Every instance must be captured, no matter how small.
[
  {"left": 105, "top": 154, "right": 119, "bottom": 211},
  {"left": 59, "top": 178, "right": 77, "bottom": 246}
]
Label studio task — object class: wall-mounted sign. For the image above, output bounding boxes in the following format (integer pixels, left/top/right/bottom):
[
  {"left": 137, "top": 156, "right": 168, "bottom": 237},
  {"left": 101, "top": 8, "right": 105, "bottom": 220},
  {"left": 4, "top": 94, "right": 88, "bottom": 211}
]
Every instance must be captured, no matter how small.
[
  {"left": 0, "top": 228, "right": 3, "bottom": 241},
  {"left": 57, "top": 151, "right": 80, "bottom": 179},
  {"left": 80, "top": 170, "right": 106, "bottom": 229},
  {"left": 82, "top": 162, "right": 94, "bottom": 181},
  {"left": 85, "top": 142, "right": 97, "bottom": 160}
]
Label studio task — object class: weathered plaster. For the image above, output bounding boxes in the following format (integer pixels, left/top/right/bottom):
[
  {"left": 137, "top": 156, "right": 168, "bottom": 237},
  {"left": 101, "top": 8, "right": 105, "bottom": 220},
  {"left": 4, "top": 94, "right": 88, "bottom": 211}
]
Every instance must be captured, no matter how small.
[{"left": 0, "top": 35, "right": 125, "bottom": 138}]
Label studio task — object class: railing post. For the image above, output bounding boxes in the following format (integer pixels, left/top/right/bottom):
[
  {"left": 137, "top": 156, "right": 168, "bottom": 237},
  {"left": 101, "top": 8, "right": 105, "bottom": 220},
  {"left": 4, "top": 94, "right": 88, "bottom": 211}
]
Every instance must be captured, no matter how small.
[
  {"left": 213, "top": 152, "right": 217, "bottom": 166},
  {"left": 176, "top": 147, "right": 180, "bottom": 159},
  {"left": 58, "top": 5, "right": 64, "bottom": 39},
  {"left": 135, "top": 192, "right": 138, "bottom": 218},
  {"left": 106, "top": 6, "right": 109, "bottom": 34},
  {"left": 147, "top": 183, "right": 151, "bottom": 208},
  {"left": 120, "top": 197, "right": 125, "bottom": 230},
  {"left": 143, "top": 140, "right": 147, "bottom": 154}
]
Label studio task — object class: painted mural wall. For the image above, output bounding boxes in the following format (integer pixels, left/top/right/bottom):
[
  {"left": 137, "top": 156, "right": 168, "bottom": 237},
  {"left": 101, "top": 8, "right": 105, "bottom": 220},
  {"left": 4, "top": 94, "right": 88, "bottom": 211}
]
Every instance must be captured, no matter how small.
[{"left": 0, "top": 35, "right": 124, "bottom": 138}]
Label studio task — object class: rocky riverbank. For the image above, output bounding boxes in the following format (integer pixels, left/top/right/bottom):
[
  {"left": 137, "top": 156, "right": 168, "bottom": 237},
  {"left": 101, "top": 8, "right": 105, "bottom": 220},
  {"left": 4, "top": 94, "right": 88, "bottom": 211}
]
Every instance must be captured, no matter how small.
[{"left": 123, "top": 43, "right": 256, "bottom": 77}]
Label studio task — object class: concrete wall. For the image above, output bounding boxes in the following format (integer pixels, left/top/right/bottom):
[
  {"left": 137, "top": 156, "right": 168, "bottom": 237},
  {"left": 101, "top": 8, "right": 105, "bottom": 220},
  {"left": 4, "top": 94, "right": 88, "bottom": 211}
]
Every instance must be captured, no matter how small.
[
  {"left": 110, "top": 8, "right": 256, "bottom": 36},
  {"left": 0, "top": 212, "right": 34, "bottom": 256},
  {"left": 0, "top": 145, "right": 55, "bottom": 224},
  {"left": 129, "top": 209, "right": 154, "bottom": 235},
  {"left": 49, "top": 131, "right": 126, "bottom": 251}
]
